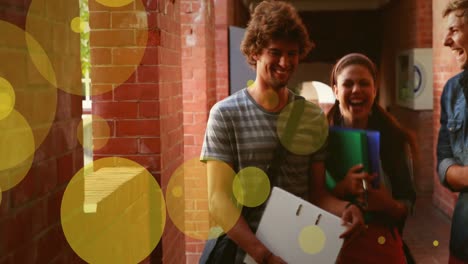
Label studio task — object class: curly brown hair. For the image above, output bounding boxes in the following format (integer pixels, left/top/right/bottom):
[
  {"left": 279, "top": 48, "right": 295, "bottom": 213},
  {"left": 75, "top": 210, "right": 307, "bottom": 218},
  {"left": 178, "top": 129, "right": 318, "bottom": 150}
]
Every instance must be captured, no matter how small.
[
  {"left": 240, "top": 0, "right": 314, "bottom": 68},
  {"left": 443, "top": 0, "right": 468, "bottom": 20}
]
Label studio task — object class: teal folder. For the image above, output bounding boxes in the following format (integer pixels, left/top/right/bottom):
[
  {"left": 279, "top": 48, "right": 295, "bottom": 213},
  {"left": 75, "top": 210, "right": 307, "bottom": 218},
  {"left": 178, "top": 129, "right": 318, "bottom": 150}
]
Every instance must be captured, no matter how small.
[
  {"left": 325, "top": 127, "right": 369, "bottom": 190},
  {"left": 325, "top": 127, "right": 381, "bottom": 224}
]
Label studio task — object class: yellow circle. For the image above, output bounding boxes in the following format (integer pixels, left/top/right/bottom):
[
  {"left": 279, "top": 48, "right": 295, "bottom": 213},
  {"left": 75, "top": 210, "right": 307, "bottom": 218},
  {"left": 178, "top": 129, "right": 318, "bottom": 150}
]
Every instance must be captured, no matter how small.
[
  {"left": 246, "top": 80, "right": 255, "bottom": 87},
  {"left": 77, "top": 115, "right": 110, "bottom": 151},
  {"left": 298, "top": 225, "right": 326, "bottom": 255},
  {"left": 433, "top": 240, "right": 439, "bottom": 247},
  {"left": 0, "top": 148, "right": 34, "bottom": 192},
  {"left": 277, "top": 100, "right": 328, "bottom": 155},
  {"left": 165, "top": 158, "right": 242, "bottom": 240},
  {"left": 61, "top": 157, "right": 166, "bottom": 263},
  {"left": 378, "top": 236, "right": 386, "bottom": 245},
  {"left": 70, "top": 17, "right": 82, "bottom": 33},
  {"left": 96, "top": 0, "right": 134, "bottom": 7},
  {"left": 0, "top": 21, "right": 57, "bottom": 150},
  {"left": 26, "top": 0, "right": 84, "bottom": 95},
  {"left": 0, "top": 110, "right": 35, "bottom": 171},
  {"left": 25, "top": 33, "right": 57, "bottom": 87},
  {"left": 172, "top": 186, "right": 183, "bottom": 198},
  {"left": 27, "top": 0, "right": 148, "bottom": 95},
  {"left": 233, "top": 167, "right": 270, "bottom": 207},
  {"left": 0, "top": 78, "right": 15, "bottom": 120},
  {"left": 260, "top": 89, "right": 280, "bottom": 110},
  {"left": 80, "top": 21, "right": 90, "bottom": 33}
]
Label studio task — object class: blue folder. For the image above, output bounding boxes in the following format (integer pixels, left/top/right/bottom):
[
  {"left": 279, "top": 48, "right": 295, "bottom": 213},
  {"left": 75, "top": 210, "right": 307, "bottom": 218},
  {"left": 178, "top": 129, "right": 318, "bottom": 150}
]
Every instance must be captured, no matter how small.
[{"left": 325, "top": 127, "right": 381, "bottom": 190}]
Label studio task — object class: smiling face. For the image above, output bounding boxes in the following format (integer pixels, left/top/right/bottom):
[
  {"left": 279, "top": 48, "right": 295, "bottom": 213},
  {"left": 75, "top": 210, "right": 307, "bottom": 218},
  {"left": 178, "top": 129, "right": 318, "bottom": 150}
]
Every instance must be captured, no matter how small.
[
  {"left": 334, "top": 64, "right": 376, "bottom": 128},
  {"left": 444, "top": 10, "right": 468, "bottom": 69},
  {"left": 254, "top": 39, "right": 299, "bottom": 91}
]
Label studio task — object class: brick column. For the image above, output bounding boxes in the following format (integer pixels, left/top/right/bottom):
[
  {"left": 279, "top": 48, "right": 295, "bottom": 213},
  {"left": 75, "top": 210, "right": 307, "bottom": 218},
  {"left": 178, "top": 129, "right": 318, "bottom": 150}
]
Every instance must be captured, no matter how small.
[
  {"left": 158, "top": 1, "right": 185, "bottom": 263},
  {"left": 214, "top": 0, "right": 231, "bottom": 101},
  {"left": 181, "top": 0, "right": 217, "bottom": 263},
  {"left": 182, "top": 0, "right": 217, "bottom": 161},
  {"left": 89, "top": 0, "right": 184, "bottom": 263},
  {"left": 0, "top": 0, "right": 83, "bottom": 262}
]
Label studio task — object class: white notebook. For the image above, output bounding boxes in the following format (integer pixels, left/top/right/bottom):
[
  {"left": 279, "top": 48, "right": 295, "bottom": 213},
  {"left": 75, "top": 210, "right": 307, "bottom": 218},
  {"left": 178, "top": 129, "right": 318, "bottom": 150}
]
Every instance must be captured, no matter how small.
[{"left": 244, "top": 187, "right": 345, "bottom": 264}]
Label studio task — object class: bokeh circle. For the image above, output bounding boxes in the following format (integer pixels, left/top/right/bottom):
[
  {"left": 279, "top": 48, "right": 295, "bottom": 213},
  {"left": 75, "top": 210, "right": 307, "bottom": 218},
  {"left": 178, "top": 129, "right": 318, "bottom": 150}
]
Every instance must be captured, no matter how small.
[
  {"left": 61, "top": 157, "right": 166, "bottom": 263},
  {"left": 166, "top": 158, "right": 242, "bottom": 240},
  {"left": 277, "top": 100, "right": 328, "bottom": 155}
]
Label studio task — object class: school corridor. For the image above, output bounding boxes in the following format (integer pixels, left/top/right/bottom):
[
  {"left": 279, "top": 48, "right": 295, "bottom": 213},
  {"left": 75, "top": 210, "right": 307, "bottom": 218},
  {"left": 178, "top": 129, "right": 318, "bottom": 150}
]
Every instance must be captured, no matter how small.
[{"left": 0, "top": 0, "right": 463, "bottom": 263}]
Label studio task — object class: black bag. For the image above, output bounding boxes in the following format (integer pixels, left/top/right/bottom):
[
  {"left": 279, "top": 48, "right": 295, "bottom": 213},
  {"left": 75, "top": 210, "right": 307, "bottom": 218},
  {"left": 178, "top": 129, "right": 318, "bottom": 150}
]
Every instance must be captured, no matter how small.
[{"left": 199, "top": 234, "right": 236, "bottom": 264}]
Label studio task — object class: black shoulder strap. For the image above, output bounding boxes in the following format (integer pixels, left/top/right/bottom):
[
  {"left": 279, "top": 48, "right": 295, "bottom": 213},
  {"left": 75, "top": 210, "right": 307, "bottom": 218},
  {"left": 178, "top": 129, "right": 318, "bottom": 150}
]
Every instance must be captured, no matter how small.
[{"left": 267, "top": 98, "right": 305, "bottom": 185}]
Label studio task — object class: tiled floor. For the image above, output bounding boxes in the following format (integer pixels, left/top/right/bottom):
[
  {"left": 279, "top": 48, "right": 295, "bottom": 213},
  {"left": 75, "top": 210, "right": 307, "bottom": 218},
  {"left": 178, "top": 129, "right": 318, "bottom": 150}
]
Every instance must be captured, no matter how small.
[{"left": 403, "top": 194, "right": 451, "bottom": 264}]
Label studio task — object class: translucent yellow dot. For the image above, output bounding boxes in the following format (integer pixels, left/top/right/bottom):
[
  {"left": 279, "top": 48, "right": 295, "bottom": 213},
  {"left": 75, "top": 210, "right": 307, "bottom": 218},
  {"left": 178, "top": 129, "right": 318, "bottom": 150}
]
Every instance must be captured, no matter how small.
[
  {"left": 260, "top": 89, "right": 280, "bottom": 110},
  {"left": 246, "top": 80, "right": 255, "bottom": 87},
  {"left": 81, "top": 22, "right": 90, "bottom": 33},
  {"left": 433, "top": 240, "right": 439, "bottom": 247},
  {"left": 70, "top": 17, "right": 81, "bottom": 33},
  {"left": 61, "top": 157, "right": 166, "bottom": 263},
  {"left": 277, "top": 100, "right": 328, "bottom": 155},
  {"left": 77, "top": 115, "right": 110, "bottom": 151},
  {"left": 0, "top": 21, "right": 57, "bottom": 150},
  {"left": 378, "top": 236, "right": 386, "bottom": 245},
  {"left": 172, "top": 186, "right": 183, "bottom": 198},
  {"left": 25, "top": 33, "right": 57, "bottom": 87},
  {"left": 96, "top": 0, "right": 134, "bottom": 7},
  {"left": 0, "top": 110, "right": 35, "bottom": 172},
  {"left": 0, "top": 150, "right": 33, "bottom": 192},
  {"left": 75, "top": 0, "right": 147, "bottom": 94},
  {"left": 298, "top": 225, "right": 326, "bottom": 254},
  {"left": 233, "top": 167, "right": 270, "bottom": 207},
  {"left": 165, "top": 158, "right": 242, "bottom": 240},
  {"left": 26, "top": 0, "right": 87, "bottom": 95},
  {"left": 0, "top": 77, "right": 15, "bottom": 120}
]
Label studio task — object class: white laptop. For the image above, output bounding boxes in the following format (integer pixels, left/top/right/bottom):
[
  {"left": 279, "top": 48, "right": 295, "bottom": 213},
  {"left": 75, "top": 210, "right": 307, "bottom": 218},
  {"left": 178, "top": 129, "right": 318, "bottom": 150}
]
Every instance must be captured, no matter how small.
[{"left": 244, "top": 187, "right": 345, "bottom": 264}]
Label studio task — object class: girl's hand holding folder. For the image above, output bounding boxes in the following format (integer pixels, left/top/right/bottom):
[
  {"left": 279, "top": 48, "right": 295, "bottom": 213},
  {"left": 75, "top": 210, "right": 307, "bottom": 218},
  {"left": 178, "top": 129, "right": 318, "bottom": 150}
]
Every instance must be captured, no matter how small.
[{"left": 333, "top": 164, "right": 372, "bottom": 198}]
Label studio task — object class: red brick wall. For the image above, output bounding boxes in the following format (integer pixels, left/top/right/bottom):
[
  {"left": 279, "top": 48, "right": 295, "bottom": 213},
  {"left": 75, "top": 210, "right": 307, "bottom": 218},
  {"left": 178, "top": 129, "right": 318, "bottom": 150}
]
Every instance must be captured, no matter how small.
[
  {"left": 181, "top": 0, "right": 217, "bottom": 262},
  {"left": 182, "top": 0, "right": 217, "bottom": 161},
  {"left": 0, "top": 0, "right": 83, "bottom": 262},
  {"left": 214, "top": 0, "right": 230, "bottom": 102},
  {"left": 380, "top": 0, "right": 434, "bottom": 194},
  {"left": 158, "top": 1, "right": 185, "bottom": 263},
  {"left": 432, "top": 0, "right": 460, "bottom": 217},
  {"left": 89, "top": 0, "right": 184, "bottom": 263}
]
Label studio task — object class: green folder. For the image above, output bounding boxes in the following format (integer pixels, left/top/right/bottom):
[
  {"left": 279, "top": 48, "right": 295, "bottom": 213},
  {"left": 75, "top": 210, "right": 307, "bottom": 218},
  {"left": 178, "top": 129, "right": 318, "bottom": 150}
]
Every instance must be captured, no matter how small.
[{"left": 325, "top": 127, "right": 370, "bottom": 190}]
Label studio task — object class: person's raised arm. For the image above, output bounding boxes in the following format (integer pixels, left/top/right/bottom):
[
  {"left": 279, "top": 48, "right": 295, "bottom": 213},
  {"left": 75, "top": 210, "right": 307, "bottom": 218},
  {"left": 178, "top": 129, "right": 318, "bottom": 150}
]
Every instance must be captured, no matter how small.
[
  {"left": 207, "top": 160, "right": 286, "bottom": 264},
  {"left": 308, "top": 161, "right": 364, "bottom": 238}
]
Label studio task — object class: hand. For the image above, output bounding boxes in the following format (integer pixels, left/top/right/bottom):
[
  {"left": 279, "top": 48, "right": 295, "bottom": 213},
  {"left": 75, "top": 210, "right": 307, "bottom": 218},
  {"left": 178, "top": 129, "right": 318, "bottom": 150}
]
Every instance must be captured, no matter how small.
[
  {"left": 336, "top": 164, "right": 370, "bottom": 196},
  {"left": 339, "top": 203, "right": 364, "bottom": 239}
]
